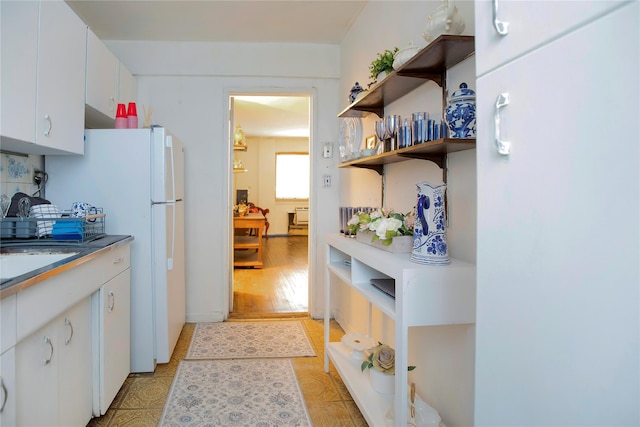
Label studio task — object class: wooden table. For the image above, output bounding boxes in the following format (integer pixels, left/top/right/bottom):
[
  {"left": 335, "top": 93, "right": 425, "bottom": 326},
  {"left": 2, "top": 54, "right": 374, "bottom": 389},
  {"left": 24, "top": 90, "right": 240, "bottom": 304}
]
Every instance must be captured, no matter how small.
[{"left": 233, "top": 213, "right": 265, "bottom": 268}]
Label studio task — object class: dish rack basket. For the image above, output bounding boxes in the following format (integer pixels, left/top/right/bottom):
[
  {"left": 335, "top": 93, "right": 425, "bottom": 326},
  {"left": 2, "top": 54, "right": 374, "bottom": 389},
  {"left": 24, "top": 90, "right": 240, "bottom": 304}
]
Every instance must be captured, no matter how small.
[{"left": 0, "top": 208, "right": 106, "bottom": 244}]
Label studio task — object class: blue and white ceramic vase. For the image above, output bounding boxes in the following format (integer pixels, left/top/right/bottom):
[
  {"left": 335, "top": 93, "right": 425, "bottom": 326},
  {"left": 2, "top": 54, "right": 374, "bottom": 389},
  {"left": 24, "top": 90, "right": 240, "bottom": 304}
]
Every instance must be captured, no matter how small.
[
  {"left": 410, "top": 182, "right": 450, "bottom": 265},
  {"left": 349, "top": 82, "right": 364, "bottom": 103},
  {"left": 444, "top": 82, "right": 476, "bottom": 138}
]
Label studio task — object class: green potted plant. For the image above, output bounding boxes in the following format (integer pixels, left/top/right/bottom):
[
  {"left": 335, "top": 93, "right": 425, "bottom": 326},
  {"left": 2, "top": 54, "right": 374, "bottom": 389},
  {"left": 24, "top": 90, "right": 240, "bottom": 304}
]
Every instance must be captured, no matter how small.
[{"left": 369, "top": 47, "right": 399, "bottom": 82}]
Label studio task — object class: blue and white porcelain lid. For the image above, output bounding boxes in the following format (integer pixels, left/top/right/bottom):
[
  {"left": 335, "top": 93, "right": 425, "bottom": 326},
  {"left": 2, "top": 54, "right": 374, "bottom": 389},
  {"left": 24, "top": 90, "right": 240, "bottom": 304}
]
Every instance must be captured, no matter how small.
[{"left": 449, "top": 82, "right": 475, "bottom": 101}]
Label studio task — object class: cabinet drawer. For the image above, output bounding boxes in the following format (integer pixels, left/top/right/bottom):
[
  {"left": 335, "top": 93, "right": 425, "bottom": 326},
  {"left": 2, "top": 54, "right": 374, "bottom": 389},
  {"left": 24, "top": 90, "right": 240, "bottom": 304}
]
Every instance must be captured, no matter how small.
[
  {"left": 16, "top": 244, "right": 131, "bottom": 342},
  {"left": 87, "top": 244, "right": 130, "bottom": 286},
  {"left": 474, "top": 0, "right": 626, "bottom": 76}
]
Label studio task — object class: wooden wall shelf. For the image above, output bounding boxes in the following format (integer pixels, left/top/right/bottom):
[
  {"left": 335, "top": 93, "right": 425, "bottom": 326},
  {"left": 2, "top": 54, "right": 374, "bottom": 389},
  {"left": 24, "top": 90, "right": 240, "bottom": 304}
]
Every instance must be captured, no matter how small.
[
  {"left": 338, "top": 137, "right": 475, "bottom": 173},
  {"left": 338, "top": 35, "right": 475, "bottom": 119}
]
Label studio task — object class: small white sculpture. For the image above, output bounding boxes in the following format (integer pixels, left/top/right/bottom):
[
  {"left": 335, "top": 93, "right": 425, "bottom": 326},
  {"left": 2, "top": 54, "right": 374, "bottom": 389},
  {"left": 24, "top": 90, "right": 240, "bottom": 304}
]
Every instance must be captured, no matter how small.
[{"left": 422, "top": 0, "right": 466, "bottom": 44}]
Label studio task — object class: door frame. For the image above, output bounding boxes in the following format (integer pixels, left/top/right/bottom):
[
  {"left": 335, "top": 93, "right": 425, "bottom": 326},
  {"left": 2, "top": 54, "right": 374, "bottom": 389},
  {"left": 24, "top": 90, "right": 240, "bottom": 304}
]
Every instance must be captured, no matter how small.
[{"left": 223, "top": 88, "right": 316, "bottom": 319}]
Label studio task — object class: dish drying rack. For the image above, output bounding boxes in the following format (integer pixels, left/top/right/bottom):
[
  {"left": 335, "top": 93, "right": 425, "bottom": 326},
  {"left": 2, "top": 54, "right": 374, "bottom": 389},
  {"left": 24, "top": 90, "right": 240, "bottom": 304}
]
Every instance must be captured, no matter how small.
[{"left": 0, "top": 208, "right": 106, "bottom": 245}]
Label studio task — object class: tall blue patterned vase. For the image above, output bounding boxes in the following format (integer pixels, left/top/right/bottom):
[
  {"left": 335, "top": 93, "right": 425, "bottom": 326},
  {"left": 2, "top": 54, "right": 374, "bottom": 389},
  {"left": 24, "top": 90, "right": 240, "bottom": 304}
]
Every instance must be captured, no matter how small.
[{"left": 410, "top": 182, "right": 450, "bottom": 265}]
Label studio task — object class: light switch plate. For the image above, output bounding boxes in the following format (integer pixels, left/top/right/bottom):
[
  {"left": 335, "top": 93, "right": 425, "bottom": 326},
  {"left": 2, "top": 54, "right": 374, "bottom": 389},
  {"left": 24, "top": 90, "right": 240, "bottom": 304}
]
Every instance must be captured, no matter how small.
[{"left": 323, "top": 142, "right": 332, "bottom": 158}]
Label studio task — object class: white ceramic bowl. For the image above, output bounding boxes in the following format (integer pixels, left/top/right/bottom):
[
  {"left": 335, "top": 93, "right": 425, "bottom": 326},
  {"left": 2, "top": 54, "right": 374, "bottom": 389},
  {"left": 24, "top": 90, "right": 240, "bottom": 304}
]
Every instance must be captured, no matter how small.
[{"left": 393, "top": 42, "right": 421, "bottom": 70}]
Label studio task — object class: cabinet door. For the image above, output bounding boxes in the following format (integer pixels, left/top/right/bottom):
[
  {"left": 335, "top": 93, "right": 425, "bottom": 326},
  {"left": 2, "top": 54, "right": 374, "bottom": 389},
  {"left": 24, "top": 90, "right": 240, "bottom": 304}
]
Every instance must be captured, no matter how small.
[
  {"left": 86, "top": 27, "right": 119, "bottom": 119},
  {"left": 36, "top": 0, "right": 86, "bottom": 154},
  {"left": 99, "top": 269, "right": 131, "bottom": 414},
  {"left": 474, "top": 0, "right": 626, "bottom": 76},
  {"left": 0, "top": 348, "right": 16, "bottom": 427},
  {"left": 57, "top": 298, "right": 93, "bottom": 426},
  {"left": 15, "top": 323, "right": 58, "bottom": 426},
  {"left": 118, "top": 63, "right": 138, "bottom": 107},
  {"left": 0, "top": 0, "right": 38, "bottom": 144},
  {"left": 475, "top": 3, "right": 639, "bottom": 425}
]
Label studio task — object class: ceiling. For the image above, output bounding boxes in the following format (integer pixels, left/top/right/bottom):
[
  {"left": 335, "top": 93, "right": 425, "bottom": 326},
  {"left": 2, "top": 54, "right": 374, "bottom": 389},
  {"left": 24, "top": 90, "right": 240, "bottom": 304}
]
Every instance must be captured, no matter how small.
[
  {"left": 66, "top": 0, "right": 367, "bottom": 44},
  {"left": 66, "top": 0, "right": 365, "bottom": 137},
  {"left": 233, "top": 95, "right": 310, "bottom": 138}
]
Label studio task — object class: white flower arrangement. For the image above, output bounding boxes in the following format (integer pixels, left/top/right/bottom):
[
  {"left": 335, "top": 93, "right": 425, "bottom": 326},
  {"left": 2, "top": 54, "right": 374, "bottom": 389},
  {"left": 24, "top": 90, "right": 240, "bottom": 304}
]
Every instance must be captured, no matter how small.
[{"left": 346, "top": 208, "right": 415, "bottom": 246}]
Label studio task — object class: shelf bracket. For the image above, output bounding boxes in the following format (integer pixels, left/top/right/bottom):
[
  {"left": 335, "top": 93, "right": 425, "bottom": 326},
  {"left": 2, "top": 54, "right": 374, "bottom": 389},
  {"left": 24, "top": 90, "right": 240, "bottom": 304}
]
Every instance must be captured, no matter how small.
[
  {"left": 395, "top": 71, "right": 443, "bottom": 87},
  {"left": 397, "top": 152, "right": 446, "bottom": 169},
  {"left": 352, "top": 164, "right": 384, "bottom": 175},
  {"left": 349, "top": 106, "right": 384, "bottom": 118}
]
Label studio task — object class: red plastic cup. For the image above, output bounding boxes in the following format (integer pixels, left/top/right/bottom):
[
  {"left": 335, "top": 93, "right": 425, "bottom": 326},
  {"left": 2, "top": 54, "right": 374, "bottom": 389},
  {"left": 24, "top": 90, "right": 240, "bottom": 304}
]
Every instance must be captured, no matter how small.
[
  {"left": 116, "top": 103, "right": 127, "bottom": 118},
  {"left": 127, "top": 102, "right": 137, "bottom": 117}
]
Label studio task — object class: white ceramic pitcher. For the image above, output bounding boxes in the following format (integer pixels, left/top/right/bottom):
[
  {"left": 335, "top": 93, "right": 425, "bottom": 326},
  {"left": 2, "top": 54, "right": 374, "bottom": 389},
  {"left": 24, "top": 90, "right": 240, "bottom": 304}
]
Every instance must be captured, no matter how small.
[{"left": 410, "top": 182, "right": 450, "bottom": 265}]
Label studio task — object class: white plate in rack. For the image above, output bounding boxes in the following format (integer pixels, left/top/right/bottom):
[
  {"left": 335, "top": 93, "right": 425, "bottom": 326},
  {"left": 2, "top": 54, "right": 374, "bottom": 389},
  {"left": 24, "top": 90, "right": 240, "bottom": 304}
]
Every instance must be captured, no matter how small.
[{"left": 340, "top": 333, "right": 377, "bottom": 360}]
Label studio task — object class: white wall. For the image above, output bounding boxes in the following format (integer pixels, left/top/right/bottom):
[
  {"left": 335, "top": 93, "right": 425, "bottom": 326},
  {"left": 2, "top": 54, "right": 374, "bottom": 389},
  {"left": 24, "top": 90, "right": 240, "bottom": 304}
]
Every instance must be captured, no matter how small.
[
  {"left": 234, "top": 136, "right": 310, "bottom": 236},
  {"left": 336, "top": 1, "right": 477, "bottom": 426},
  {"left": 106, "top": 41, "right": 342, "bottom": 321}
]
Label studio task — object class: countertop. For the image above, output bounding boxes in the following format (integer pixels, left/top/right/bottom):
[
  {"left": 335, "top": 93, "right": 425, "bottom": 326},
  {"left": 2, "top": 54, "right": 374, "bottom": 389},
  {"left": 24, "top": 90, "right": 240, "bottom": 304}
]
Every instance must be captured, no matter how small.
[{"left": 0, "top": 235, "right": 134, "bottom": 299}]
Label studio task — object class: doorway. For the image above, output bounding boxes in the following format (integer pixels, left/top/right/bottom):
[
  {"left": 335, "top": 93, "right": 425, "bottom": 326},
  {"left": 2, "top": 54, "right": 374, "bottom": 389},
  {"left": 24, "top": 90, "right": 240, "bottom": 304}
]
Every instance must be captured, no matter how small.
[{"left": 228, "top": 94, "right": 311, "bottom": 319}]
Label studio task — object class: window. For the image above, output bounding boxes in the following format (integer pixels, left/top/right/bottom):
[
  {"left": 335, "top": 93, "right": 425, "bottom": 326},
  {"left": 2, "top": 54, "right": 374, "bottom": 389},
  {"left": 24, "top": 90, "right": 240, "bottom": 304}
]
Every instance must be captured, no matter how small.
[{"left": 275, "top": 152, "right": 309, "bottom": 200}]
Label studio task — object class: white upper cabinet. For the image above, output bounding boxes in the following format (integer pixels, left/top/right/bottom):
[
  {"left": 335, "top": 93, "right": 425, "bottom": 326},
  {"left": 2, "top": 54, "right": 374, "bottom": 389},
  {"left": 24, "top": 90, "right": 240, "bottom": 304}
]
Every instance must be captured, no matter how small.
[
  {"left": 0, "top": 1, "right": 38, "bottom": 145},
  {"left": 85, "top": 29, "right": 137, "bottom": 128},
  {"left": 86, "top": 27, "right": 119, "bottom": 121},
  {"left": 118, "top": 63, "right": 138, "bottom": 107},
  {"left": 474, "top": 0, "right": 627, "bottom": 76},
  {"left": 35, "top": 0, "right": 86, "bottom": 155},
  {"left": 0, "top": 0, "right": 86, "bottom": 155}
]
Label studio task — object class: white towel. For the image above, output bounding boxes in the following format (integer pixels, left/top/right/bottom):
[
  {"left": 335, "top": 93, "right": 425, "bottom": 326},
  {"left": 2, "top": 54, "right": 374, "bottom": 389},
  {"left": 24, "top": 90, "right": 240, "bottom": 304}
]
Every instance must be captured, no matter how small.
[{"left": 29, "top": 204, "right": 61, "bottom": 237}]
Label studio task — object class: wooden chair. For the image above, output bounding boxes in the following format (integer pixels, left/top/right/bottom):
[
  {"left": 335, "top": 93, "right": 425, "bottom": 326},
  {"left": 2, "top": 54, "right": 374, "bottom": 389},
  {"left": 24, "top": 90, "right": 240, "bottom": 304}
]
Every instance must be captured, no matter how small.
[{"left": 247, "top": 202, "right": 269, "bottom": 239}]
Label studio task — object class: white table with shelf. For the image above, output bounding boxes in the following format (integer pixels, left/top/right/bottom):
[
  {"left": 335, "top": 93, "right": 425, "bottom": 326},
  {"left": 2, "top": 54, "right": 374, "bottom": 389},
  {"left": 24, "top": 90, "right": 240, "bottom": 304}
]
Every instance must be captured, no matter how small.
[{"left": 323, "top": 233, "right": 475, "bottom": 426}]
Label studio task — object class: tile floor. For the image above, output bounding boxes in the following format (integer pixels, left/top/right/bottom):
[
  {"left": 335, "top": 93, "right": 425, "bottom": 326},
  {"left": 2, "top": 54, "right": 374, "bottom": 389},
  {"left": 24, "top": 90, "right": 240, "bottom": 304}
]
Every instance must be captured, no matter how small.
[{"left": 87, "top": 318, "right": 366, "bottom": 426}]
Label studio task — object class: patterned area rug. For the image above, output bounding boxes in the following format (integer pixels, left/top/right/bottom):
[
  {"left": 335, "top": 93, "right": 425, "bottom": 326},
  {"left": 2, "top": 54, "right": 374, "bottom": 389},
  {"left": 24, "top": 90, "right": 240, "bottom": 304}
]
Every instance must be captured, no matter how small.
[
  {"left": 186, "top": 321, "right": 316, "bottom": 359},
  {"left": 159, "top": 359, "right": 312, "bottom": 426}
]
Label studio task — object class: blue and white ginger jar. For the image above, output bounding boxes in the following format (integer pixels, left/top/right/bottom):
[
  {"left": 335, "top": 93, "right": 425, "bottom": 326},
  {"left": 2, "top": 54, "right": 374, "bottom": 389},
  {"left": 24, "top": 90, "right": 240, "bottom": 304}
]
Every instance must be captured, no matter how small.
[
  {"left": 349, "top": 82, "right": 364, "bottom": 103},
  {"left": 444, "top": 82, "right": 476, "bottom": 138}
]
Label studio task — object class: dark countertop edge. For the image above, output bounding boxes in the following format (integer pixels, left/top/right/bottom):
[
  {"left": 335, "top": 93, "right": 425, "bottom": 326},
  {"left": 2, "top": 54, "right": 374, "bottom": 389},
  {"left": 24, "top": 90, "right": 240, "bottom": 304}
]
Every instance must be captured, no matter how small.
[{"left": 0, "top": 235, "right": 134, "bottom": 300}]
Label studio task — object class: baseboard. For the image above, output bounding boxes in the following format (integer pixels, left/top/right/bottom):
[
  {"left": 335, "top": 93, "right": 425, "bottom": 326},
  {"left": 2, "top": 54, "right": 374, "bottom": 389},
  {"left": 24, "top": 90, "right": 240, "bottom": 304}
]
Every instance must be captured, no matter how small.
[{"left": 186, "top": 312, "right": 225, "bottom": 323}]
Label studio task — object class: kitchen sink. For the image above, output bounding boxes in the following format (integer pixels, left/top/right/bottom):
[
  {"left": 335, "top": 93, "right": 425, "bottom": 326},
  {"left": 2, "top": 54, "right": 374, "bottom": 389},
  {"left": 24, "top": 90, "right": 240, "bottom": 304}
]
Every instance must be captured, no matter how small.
[{"left": 0, "top": 250, "right": 80, "bottom": 281}]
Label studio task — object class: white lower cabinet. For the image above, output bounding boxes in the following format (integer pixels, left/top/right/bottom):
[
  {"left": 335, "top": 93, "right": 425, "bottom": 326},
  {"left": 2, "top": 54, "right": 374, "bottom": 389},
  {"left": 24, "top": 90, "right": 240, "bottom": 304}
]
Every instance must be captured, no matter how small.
[
  {"left": 324, "top": 234, "right": 475, "bottom": 426},
  {"left": 15, "top": 297, "right": 92, "bottom": 426},
  {"left": 0, "top": 348, "right": 16, "bottom": 427},
  {"left": 1, "top": 241, "right": 132, "bottom": 426},
  {"left": 93, "top": 268, "right": 131, "bottom": 415}
]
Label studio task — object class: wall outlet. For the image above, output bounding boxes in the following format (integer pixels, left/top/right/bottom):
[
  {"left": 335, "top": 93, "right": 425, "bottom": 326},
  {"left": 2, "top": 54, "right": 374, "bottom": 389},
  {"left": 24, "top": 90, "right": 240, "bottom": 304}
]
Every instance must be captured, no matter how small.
[{"left": 323, "top": 174, "right": 331, "bottom": 187}]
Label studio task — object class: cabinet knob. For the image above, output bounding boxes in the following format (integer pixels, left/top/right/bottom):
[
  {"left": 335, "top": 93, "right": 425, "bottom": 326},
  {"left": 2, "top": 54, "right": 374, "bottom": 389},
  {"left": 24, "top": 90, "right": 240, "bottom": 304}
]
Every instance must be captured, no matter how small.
[
  {"left": 493, "top": 0, "right": 509, "bottom": 35},
  {"left": 494, "top": 93, "right": 511, "bottom": 155}
]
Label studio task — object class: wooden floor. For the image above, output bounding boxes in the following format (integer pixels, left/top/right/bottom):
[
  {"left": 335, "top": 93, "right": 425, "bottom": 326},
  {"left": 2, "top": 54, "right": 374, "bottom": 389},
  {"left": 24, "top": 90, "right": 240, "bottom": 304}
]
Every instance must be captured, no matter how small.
[{"left": 231, "top": 235, "right": 308, "bottom": 319}]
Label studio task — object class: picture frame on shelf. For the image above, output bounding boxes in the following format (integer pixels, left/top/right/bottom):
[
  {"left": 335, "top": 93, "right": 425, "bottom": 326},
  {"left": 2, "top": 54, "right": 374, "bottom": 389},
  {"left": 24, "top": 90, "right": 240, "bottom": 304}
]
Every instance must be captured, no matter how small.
[{"left": 366, "top": 135, "right": 376, "bottom": 149}]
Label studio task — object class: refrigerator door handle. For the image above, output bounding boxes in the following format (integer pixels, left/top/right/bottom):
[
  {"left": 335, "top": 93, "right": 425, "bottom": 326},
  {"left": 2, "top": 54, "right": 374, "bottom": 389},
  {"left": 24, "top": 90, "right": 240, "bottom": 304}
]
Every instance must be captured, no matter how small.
[
  {"left": 166, "top": 135, "right": 176, "bottom": 202},
  {"left": 167, "top": 202, "right": 176, "bottom": 271}
]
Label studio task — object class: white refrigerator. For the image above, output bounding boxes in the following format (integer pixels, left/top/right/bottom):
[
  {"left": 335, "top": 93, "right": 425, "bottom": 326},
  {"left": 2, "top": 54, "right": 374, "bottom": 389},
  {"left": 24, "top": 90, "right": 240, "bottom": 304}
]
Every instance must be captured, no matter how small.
[{"left": 45, "top": 127, "right": 185, "bottom": 373}]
